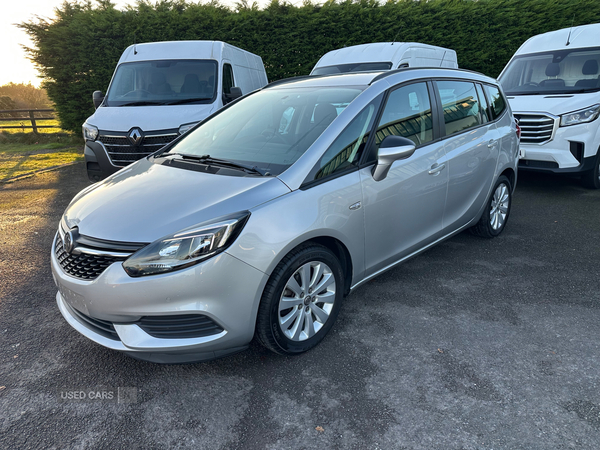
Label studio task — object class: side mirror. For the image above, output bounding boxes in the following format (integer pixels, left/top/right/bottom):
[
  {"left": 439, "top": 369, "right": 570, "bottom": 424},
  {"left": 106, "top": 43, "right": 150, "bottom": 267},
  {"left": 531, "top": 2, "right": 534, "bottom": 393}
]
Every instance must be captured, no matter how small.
[
  {"left": 93, "top": 91, "right": 105, "bottom": 109},
  {"left": 372, "top": 135, "right": 416, "bottom": 182},
  {"left": 224, "top": 86, "right": 243, "bottom": 104}
]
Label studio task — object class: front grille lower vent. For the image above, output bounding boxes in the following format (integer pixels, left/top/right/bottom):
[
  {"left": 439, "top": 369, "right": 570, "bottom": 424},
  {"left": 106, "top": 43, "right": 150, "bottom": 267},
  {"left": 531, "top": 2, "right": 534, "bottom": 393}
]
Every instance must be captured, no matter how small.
[
  {"left": 98, "top": 131, "right": 178, "bottom": 167},
  {"left": 136, "top": 315, "right": 224, "bottom": 339},
  {"left": 67, "top": 304, "right": 121, "bottom": 341},
  {"left": 514, "top": 114, "right": 556, "bottom": 144},
  {"left": 55, "top": 234, "right": 127, "bottom": 280}
]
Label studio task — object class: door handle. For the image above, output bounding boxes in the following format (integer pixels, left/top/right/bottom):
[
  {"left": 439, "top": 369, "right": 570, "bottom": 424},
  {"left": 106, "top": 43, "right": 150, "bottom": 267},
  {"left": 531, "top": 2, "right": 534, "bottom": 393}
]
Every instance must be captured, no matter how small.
[
  {"left": 428, "top": 163, "right": 446, "bottom": 175},
  {"left": 488, "top": 140, "right": 497, "bottom": 148}
]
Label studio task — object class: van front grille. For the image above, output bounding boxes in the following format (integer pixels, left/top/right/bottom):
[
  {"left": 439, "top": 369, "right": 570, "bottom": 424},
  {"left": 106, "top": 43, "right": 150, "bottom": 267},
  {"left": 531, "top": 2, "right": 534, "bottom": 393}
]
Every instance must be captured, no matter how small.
[
  {"left": 514, "top": 114, "right": 556, "bottom": 144},
  {"left": 98, "top": 130, "right": 178, "bottom": 166}
]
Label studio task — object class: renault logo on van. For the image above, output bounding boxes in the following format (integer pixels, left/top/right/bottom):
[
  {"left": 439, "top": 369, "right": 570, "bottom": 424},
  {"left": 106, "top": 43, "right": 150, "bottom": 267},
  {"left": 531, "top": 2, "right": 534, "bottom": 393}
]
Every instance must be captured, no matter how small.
[{"left": 128, "top": 128, "right": 144, "bottom": 146}]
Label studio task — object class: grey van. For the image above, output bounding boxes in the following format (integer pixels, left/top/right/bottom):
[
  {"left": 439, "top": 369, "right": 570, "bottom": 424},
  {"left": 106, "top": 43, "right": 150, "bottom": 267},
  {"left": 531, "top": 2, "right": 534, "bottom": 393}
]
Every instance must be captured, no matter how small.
[{"left": 52, "top": 68, "right": 519, "bottom": 363}]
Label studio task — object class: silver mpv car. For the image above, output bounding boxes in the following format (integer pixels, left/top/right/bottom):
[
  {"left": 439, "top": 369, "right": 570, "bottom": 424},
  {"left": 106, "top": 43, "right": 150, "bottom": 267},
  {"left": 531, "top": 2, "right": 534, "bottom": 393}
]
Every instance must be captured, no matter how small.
[{"left": 52, "top": 69, "right": 519, "bottom": 363}]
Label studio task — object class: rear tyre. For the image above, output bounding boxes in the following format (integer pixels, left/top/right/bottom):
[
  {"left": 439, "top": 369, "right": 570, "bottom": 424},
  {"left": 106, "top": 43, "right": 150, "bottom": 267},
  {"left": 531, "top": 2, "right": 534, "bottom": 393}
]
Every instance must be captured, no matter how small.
[
  {"left": 256, "top": 244, "right": 344, "bottom": 355},
  {"left": 470, "top": 175, "right": 512, "bottom": 238},
  {"left": 581, "top": 151, "right": 600, "bottom": 189}
]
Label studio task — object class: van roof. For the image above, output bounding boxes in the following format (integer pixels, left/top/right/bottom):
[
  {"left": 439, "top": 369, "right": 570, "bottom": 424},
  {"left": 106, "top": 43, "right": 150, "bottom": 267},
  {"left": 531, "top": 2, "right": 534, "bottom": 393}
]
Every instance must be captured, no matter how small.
[
  {"left": 517, "top": 23, "right": 600, "bottom": 54},
  {"left": 118, "top": 41, "right": 260, "bottom": 65},
  {"left": 313, "top": 42, "right": 455, "bottom": 68}
]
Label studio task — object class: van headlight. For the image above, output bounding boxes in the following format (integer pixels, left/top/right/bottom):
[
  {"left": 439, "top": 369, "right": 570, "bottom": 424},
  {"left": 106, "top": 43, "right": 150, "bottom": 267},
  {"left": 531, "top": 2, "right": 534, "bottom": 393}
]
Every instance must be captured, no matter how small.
[
  {"left": 82, "top": 123, "right": 99, "bottom": 141},
  {"left": 560, "top": 104, "right": 600, "bottom": 127},
  {"left": 122, "top": 211, "right": 250, "bottom": 277}
]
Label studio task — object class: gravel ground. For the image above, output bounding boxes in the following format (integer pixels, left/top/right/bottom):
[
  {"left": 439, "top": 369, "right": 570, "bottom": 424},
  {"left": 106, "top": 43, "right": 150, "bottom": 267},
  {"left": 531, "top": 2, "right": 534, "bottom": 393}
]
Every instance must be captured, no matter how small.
[{"left": 1, "top": 164, "right": 599, "bottom": 449}]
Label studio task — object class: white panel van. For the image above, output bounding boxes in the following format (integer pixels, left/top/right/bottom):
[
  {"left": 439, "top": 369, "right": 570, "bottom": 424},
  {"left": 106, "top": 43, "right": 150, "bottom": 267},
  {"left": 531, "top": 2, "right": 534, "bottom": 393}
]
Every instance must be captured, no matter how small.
[
  {"left": 498, "top": 23, "right": 600, "bottom": 188},
  {"left": 82, "top": 41, "right": 269, "bottom": 181},
  {"left": 310, "top": 42, "right": 458, "bottom": 75}
]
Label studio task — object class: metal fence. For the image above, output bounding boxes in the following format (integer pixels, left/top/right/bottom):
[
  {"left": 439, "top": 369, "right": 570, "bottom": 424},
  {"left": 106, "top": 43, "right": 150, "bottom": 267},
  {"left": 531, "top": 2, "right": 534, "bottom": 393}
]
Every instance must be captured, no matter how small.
[{"left": 0, "top": 109, "right": 57, "bottom": 133}]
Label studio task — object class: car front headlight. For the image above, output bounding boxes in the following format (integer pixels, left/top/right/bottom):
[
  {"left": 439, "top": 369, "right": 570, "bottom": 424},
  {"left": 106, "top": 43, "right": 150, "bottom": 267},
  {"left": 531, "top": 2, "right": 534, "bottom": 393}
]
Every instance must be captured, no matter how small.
[
  {"left": 560, "top": 104, "right": 600, "bottom": 127},
  {"left": 122, "top": 211, "right": 250, "bottom": 277},
  {"left": 178, "top": 121, "right": 200, "bottom": 135},
  {"left": 82, "top": 122, "right": 99, "bottom": 141}
]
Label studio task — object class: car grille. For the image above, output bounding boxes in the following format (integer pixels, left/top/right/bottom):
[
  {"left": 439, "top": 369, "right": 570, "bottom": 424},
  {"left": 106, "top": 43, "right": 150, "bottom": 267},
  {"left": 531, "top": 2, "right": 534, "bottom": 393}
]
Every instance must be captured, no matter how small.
[
  {"left": 67, "top": 303, "right": 121, "bottom": 341},
  {"left": 55, "top": 234, "right": 127, "bottom": 280},
  {"left": 98, "top": 131, "right": 178, "bottom": 167},
  {"left": 137, "top": 315, "right": 224, "bottom": 339},
  {"left": 514, "top": 114, "right": 556, "bottom": 144}
]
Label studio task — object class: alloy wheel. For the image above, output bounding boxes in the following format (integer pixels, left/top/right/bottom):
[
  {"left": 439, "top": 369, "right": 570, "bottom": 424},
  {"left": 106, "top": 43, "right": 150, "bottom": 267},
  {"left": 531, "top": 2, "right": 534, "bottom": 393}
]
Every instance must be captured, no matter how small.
[{"left": 278, "top": 261, "right": 336, "bottom": 341}]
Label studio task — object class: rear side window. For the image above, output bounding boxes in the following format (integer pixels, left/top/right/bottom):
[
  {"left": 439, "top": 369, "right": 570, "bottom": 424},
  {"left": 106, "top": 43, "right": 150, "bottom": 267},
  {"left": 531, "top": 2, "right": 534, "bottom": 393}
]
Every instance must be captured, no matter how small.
[
  {"left": 483, "top": 84, "right": 506, "bottom": 120},
  {"left": 374, "top": 82, "right": 434, "bottom": 149},
  {"left": 436, "top": 80, "right": 482, "bottom": 135}
]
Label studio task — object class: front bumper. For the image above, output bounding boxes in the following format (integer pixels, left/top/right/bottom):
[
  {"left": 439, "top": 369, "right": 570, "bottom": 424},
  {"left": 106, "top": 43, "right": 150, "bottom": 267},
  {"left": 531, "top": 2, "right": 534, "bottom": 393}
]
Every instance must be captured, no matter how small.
[
  {"left": 517, "top": 118, "right": 599, "bottom": 174},
  {"left": 51, "top": 233, "right": 269, "bottom": 363}
]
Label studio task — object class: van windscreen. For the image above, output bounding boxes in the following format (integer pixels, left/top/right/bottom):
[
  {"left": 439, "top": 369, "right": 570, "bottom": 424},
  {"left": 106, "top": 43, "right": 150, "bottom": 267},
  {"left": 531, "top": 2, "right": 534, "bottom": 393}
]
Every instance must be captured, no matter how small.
[
  {"left": 312, "top": 62, "right": 392, "bottom": 76},
  {"left": 499, "top": 47, "right": 600, "bottom": 95},
  {"left": 105, "top": 60, "right": 218, "bottom": 106}
]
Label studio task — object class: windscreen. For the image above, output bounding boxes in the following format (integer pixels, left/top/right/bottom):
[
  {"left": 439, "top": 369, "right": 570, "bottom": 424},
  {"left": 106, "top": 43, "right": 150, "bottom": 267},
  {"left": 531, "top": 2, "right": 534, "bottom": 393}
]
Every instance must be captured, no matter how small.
[
  {"left": 499, "top": 47, "right": 600, "bottom": 95},
  {"left": 105, "top": 60, "right": 218, "bottom": 106},
  {"left": 166, "top": 86, "right": 364, "bottom": 175},
  {"left": 311, "top": 62, "right": 392, "bottom": 76}
]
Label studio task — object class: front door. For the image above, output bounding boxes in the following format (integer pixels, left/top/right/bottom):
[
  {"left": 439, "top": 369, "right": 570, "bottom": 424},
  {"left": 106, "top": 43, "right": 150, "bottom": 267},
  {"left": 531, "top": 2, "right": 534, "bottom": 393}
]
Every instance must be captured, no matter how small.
[{"left": 361, "top": 81, "right": 448, "bottom": 277}]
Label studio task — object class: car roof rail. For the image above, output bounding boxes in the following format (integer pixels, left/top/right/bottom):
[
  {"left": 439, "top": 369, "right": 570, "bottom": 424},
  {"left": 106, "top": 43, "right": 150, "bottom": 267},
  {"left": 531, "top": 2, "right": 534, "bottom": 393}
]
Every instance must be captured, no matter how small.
[{"left": 369, "top": 67, "right": 489, "bottom": 85}]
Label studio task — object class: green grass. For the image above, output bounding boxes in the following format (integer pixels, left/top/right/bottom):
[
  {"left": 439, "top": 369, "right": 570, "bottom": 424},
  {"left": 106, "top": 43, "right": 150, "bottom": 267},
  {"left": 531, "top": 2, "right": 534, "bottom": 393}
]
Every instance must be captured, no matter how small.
[{"left": 0, "top": 138, "right": 83, "bottom": 181}]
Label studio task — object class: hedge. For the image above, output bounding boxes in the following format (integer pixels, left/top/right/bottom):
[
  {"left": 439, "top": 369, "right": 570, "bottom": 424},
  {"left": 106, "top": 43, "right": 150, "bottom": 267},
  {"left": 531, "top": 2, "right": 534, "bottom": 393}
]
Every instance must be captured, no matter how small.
[{"left": 19, "top": 0, "right": 600, "bottom": 132}]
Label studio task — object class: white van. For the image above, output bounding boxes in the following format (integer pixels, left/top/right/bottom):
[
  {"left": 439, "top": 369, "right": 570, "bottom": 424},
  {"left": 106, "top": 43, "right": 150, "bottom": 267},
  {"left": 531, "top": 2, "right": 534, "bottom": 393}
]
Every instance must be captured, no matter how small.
[
  {"left": 82, "top": 41, "right": 268, "bottom": 181},
  {"left": 498, "top": 23, "right": 600, "bottom": 188},
  {"left": 310, "top": 42, "right": 458, "bottom": 75}
]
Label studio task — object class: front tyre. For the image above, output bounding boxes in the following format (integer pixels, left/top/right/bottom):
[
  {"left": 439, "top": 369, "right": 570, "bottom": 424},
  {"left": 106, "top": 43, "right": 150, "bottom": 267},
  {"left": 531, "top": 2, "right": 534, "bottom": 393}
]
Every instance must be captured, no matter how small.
[
  {"left": 256, "top": 244, "right": 344, "bottom": 355},
  {"left": 581, "top": 151, "right": 600, "bottom": 189},
  {"left": 470, "top": 175, "right": 512, "bottom": 238}
]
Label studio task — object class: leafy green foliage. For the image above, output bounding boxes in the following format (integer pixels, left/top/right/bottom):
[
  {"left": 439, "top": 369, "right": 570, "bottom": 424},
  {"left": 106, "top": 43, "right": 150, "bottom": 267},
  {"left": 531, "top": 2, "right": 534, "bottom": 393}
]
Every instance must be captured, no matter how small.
[{"left": 19, "top": 0, "right": 600, "bottom": 132}]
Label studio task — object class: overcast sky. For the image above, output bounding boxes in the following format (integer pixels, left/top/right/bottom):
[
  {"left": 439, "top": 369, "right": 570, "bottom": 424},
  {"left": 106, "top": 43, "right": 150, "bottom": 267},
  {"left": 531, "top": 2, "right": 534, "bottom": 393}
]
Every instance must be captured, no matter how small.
[{"left": 1, "top": 0, "right": 272, "bottom": 87}]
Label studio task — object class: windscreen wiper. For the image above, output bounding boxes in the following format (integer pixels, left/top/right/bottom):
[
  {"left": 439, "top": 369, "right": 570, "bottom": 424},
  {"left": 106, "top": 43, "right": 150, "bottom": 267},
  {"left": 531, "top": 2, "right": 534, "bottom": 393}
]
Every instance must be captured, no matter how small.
[
  {"left": 167, "top": 153, "right": 269, "bottom": 176},
  {"left": 167, "top": 97, "right": 213, "bottom": 105},
  {"left": 118, "top": 101, "right": 167, "bottom": 107}
]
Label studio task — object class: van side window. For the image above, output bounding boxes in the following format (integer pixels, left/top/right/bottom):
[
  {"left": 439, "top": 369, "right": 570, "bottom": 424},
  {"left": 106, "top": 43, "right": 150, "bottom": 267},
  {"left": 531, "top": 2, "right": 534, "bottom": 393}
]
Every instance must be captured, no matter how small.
[
  {"left": 436, "top": 80, "right": 482, "bottom": 135},
  {"left": 373, "top": 82, "right": 434, "bottom": 151},
  {"left": 306, "top": 94, "right": 383, "bottom": 182},
  {"left": 483, "top": 84, "right": 506, "bottom": 120},
  {"left": 223, "top": 63, "right": 235, "bottom": 95},
  {"left": 476, "top": 84, "right": 490, "bottom": 123}
]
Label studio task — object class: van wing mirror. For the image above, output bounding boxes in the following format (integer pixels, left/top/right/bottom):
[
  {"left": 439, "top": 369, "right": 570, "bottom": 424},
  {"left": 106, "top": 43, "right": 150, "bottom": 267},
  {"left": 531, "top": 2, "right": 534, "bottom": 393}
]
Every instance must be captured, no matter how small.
[
  {"left": 92, "top": 91, "right": 105, "bottom": 109},
  {"left": 372, "top": 135, "right": 416, "bottom": 182},
  {"left": 224, "top": 86, "right": 242, "bottom": 104}
]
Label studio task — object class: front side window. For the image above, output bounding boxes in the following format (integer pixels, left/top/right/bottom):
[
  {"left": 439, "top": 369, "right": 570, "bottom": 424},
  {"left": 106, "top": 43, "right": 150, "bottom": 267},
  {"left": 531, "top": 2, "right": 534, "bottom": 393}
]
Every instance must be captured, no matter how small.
[
  {"left": 166, "top": 86, "right": 363, "bottom": 176},
  {"left": 307, "top": 94, "right": 383, "bottom": 182},
  {"left": 373, "top": 82, "right": 434, "bottom": 152},
  {"left": 436, "top": 80, "right": 482, "bottom": 135},
  {"left": 483, "top": 84, "right": 506, "bottom": 120},
  {"left": 105, "top": 60, "right": 218, "bottom": 106},
  {"left": 499, "top": 47, "right": 600, "bottom": 95}
]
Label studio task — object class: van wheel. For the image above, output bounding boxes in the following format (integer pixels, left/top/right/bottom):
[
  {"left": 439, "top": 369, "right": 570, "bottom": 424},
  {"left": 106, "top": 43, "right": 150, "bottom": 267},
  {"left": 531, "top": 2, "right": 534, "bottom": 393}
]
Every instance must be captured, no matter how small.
[
  {"left": 256, "top": 244, "right": 344, "bottom": 355},
  {"left": 581, "top": 151, "right": 600, "bottom": 189},
  {"left": 470, "top": 175, "right": 512, "bottom": 238}
]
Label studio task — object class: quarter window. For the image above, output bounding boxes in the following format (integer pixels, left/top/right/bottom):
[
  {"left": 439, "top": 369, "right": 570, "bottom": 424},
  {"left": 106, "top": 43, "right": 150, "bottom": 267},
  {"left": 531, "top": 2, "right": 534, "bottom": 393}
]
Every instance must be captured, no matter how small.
[
  {"left": 223, "top": 63, "right": 234, "bottom": 95},
  {"left": 307, "top": 94, "right": 383, "bottom": 182},
  {"left": 374, "top": 82, "right": 434, "bottom": 150},
  {"left": 436, "top": 80, "right": 482, "bottom": 135},
  {"left": 476, "top": 84, "right": 491, "bottom": 123},
  {"left": 483, "top": 84, "right": 506, "bottom": 120}
]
